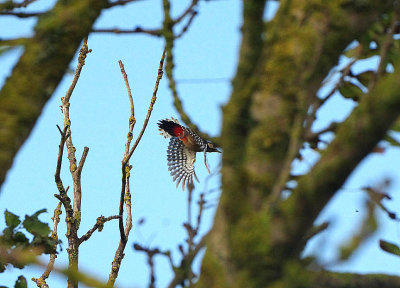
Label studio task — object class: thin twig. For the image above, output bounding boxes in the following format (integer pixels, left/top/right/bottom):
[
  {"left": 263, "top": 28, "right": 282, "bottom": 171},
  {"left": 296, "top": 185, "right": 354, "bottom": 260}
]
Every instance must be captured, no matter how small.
[
  {"left": 106, "top": 0, "right": 142, "bottom": 8},
  {"left": 55, "top": 125, "right": 70, "bottom": 182},
  {"left": 0, "top": 37, "right": 29, "bottom": 46},
  {"left": 167, "top": 235, "right": 208, "bottom": 288},
  {"left": 96, "top": 0, "right": 199, "bottom": 40},
  {"left": 76, "top": 147, "right": 89, "bottom": 176},
  {"left": 79, "top": 215, "right": 120, "bottom": 244},
  {"left": 368, "top": 11, "right": 399, "bottom": 91},
  {"left": 0, "top": 0, "right": 37, "bottom": 11},
  {"left": 302, "top": 55, "right": 359, "bottom": 144},
  {"left": 59, "top": 38, "right": 92, "bottom": 288},
  {"left": 64, "top": 38, "right": 92, "bottom": 103},
  {"left": 118, "top": 60, "right": 136, "bottom": 151},
  {"left": 32, "top": 202, "right": 62, "bottom": 287},
  {"left": 0, "top": 11, "right": 42, "bottom": 17},
  {"left": 162, "top": 0, "right": 217, "bottom": 144},
  {"left": 124, "top": 49, "right": 166, "bottom": 163},
  {"left": 133, "top": 244, "right": 171, "bottom": 288},
  {"left": 175, "top": 10, "right": 198, "bottom": 39},
  {"left": 304, "top": 221, "right": 329, "bottom": 242},
  {"left": 305, "top": 122, "right": 338, "bottom": 146},
  {"left": 54, "top": 125, "right": 73, "bottom": 216},
  {"left": 92, "top": 27, "right": 162, "bottom": 37},
  {"left": 185, "top": 186, "right": 195, "bottom": 286},
  {"left": 117, "top": 60, "right": 135, "bottom": 242},
  {"left": 108, "top": 50, "right": 166, "bottom": 286},
  {"left": 172, "top": 0, "right": 199, "bottom": 24},
  {"left": 62, "top": 38, "right": 91, "bottom": 220}
]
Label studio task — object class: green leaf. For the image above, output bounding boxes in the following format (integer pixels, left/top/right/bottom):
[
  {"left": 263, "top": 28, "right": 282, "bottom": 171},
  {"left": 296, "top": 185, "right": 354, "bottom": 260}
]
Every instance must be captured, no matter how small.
[
  {"left": 380, "top": 239, "right": 400, "bottom": 256},
  {"left": 355, "top": 70, "right": 375, "bottom": 87},
  {"left": 338, "top": 82, "right": 363, "bottom": 101},
  {"left": 22, "top": 209, "right": 50, "bottom": 237},
  {"left": 13, "top": 232, "right": 29, "bottom": 246},
  {"left": 343, "top": 42, "right": 380, "bottom": 60},
  {"left": 5, "top": 210, "right": 20, "bottom": 229},
  {"left": 14, "top": 275, "right": 27, "bottom": 288}
]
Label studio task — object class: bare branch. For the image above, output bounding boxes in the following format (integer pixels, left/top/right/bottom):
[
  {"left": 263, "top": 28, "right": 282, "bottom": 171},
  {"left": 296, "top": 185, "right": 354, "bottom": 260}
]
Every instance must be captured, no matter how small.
[
  {"left": 76, "top": 147, "right": 89, "bottom": 176},
  {"left": 305, "top": 122, "right": 338, "bottom": 146},
  {"left": 59, "top": 38, "right": 92, "bottom": 288},
  {"left": 167, "top": 235, "right": 207, "bottom": 288},
  {"left": 118, "top": 60, "right": 136, "bottom": 147},
  {"left": 92, "top": 27, "right": 162, "bottom": 37},
  {"left": 32, "top": 202, "right": 62, "bottom": 287},
  {"left": 108, "top": 50, "right": 165, "bottom": 286},
  {"left": 64, "top": 38, "right": 92, "bottom": 103},
  {"left": 175, "top": 10, "right": 198, "bottom": 39},
  {"left": 304, "top": 221, "right": 330, "bottom": 242},
  {"left": 106, "top": 0, "right": 142, "bottom": 8},
  {"left": 162, "top": 0, "right": 217, "bottom": 144},
  {"left": 304, "top": 56, "right": 359, "bottom": 137},
  {"left": 0, "top": 10, "right": 42, "bottom": 17},
  {"left": 0, "top": 0, "right": 38, "bottom": 11},
  {"left": 172, "top": 0, "right": 199, "bottom": 25},
  {"left": 55, "top": 125, "right": 70, "bottom": 182},
  {"left": 124, "top": 49, "right": 166, "bottom": 163},
  {"left": 78, "top": 215, "right": 120, "bottom": 245},
  {"left": 116, "top": 60, "right": 135, "bottom": 242},
  {"left": 0, "top": 0, "right": 107, "bottom": 189},
  {"left": 133, "top": 244, "right": 171, "bottom": 288},
  {"left": 54, "top": 125, "right": 73, "bottom": 217},
  {"left": 368, "top": 10, "right": 399, "bottom": 91},
  {"left": 61, "top": 38, "right": 92, "bottom": 223},
  {"left": 0, "top": 37, "right": 29, "bottom": 46},
  {"left": 97, "top": 0, "right": 199, "bottom": 38}
]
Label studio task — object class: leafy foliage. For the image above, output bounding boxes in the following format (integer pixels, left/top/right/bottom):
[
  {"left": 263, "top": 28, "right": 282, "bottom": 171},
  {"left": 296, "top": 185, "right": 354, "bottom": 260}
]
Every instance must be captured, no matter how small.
[
  {"left": 380, "top": 239, "right": 400, "bottom": 257},
  {"left": 14, "top": 276, "right": 27, "bottom": 288},
  {"left": 0, "top": 209, "right": 58, "bottom": 272}
]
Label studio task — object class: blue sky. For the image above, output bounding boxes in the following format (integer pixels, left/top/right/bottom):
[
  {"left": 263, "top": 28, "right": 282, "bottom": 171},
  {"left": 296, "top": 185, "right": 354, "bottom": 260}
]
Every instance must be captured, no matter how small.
[{"left": 1, "top": 1, "right": 400, "bottom": 287}]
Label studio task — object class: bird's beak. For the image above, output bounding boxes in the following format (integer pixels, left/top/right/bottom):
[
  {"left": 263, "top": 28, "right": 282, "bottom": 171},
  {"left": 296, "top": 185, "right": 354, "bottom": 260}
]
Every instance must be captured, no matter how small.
[{"left": 215, "top": 147, "right": 222, "bottom": 153}]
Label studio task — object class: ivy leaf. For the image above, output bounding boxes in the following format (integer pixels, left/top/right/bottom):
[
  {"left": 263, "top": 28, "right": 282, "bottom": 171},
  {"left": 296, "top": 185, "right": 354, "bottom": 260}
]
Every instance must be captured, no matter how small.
[
  {"left": 5, "top": 210, "right": 20, "bottom": 229},
  {"left": 22, "top": 209, "right": 50, "bottom": 237},
  {"left": 380, "top": 239, "right": 400, "bottom": 256},
  {"left": 14, "top": 275, "right": 27, "bottom": 288}
]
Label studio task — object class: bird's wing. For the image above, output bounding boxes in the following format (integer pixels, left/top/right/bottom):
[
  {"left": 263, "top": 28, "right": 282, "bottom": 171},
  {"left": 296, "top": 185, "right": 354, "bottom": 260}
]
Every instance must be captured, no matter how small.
[{"left": 167, "top": 137, "right": 199, "bottom": 190}]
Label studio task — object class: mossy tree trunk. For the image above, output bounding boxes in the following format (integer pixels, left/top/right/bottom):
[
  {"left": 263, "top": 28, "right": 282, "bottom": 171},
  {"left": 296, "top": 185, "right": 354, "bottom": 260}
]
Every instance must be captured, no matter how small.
[
  {"left": 0, "top": 0, "right": 108, "bottom": 188},
  {"left": 197, "top": 1, "right": 400, "bottom": 287}
]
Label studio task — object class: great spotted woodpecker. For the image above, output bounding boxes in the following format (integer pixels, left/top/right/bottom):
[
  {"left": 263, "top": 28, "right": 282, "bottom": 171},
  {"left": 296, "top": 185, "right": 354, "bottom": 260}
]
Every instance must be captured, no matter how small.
[{"left": 158, "top": 117, "right": 221, "bottom": 190}]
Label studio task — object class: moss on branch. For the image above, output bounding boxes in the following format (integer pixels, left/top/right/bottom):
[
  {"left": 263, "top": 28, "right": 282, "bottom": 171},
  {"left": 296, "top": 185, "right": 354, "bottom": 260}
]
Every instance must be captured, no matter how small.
[{"left": 0, "top": 0, "right": 108, "bottom": 189}]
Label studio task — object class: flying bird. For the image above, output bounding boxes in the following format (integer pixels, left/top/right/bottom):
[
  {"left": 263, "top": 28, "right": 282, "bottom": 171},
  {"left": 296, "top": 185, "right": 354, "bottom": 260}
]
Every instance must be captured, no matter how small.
[{"left": 157, "top": 117, "right": 221, "bottom": 190}]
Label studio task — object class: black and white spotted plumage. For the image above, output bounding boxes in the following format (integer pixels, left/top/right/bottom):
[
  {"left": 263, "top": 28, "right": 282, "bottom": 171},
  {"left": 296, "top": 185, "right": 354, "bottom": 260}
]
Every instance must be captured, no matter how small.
[
  {"left": 167, "top": 137, "right": 199, "bottom": 190},
  {"left": 158, "top": 117, "right": 221, "bottom": 191}
]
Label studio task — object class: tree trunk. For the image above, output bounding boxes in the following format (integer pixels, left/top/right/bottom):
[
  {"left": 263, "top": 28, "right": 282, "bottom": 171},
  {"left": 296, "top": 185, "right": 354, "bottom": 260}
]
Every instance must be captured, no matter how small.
[
  {"left": 0, "top": 0, "right": 108, "bottom": 190},
  {"left": 197, "top": 1, "right": 399, "bottom": 287}
]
